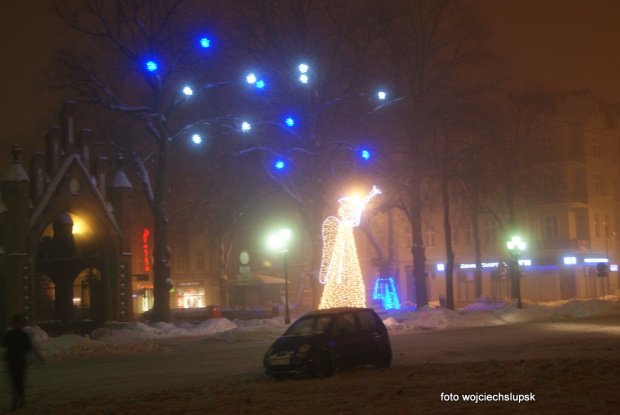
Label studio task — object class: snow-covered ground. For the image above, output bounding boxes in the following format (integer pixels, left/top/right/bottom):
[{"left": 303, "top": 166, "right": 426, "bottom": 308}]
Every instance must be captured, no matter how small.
[
  {"left": 23, "top": 296, "right": 620, "bottom": 360},
  {"left": 4, "top": 296, "right": 620, "bottom": 414}
]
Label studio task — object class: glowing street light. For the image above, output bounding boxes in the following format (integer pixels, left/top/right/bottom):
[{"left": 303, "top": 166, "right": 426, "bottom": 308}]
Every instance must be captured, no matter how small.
[
  {"left": 268, "top": 228, "right": 292, "bottom": 324},
  {"left": 506, "top": 236, "right": 526, "bottom": 309}
]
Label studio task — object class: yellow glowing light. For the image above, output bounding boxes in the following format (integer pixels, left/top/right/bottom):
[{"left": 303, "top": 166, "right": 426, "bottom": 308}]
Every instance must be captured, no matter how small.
[
  {"left": 318, "top": 186, "right": 381, "bottom": 309},
  {"left": 70, "top": 215, "right": 90, "bottom": 234}
]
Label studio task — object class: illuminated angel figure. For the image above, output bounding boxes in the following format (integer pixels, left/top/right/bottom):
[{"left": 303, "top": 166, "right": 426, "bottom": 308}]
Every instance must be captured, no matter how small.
[{"left": 318, "top": 186, "right": 381, "bottom": 309}]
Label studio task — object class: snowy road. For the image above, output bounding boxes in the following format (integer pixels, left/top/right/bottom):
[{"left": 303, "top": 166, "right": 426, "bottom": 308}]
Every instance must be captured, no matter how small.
[{"left": 3, "top": 314, "right": 619, "bottom": 413}]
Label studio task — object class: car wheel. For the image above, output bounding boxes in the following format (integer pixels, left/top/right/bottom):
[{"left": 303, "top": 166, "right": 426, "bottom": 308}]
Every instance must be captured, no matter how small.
[
  {"left": 317, "top": 354, "right": 334, "bottom": 378},
  {"left": 375, "top": 347, "right": 392, "bottom": 369}
]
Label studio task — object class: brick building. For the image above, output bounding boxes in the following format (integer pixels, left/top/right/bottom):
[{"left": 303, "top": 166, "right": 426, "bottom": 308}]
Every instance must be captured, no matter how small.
[{"left": 0, "top": 102, "right": 137, "bottom": 329}]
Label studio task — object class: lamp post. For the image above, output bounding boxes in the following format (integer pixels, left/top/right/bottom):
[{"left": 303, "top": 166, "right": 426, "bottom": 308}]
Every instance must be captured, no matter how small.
[
  {"left": 506, "top": 236, "right": 526, "bottom": 309},
  {"left": 268, "top": 228, "right": 291, "bottom": 324}
]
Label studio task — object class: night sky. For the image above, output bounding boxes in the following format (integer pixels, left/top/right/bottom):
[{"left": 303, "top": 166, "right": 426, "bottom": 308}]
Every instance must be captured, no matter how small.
[{"left": 1, "top": 0, "right": 620, "bottom": 167}]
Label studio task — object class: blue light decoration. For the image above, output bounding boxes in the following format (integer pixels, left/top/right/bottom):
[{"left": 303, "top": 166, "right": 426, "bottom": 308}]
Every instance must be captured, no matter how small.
[
  {"left": 199, "top": 37, "right": 211, "bottom": 48},
  {"left": 246, "top": 73, "right": 257, "bottom": 84},
  {"left": 192, "top": 134, "right": 202, "bottom": 144},
  {"left": 241, "top": 121, "right": 251, "bottom": 132},
  {"left": 361, "top": 149, "right": 371, "bottom": 160},
  {"left": 377, "top": 91, "right": 387, "bottom": 100},
  {"left": 373, "top": 276, "right": 401, "bottom": 310},
  {"left": 274, "top": 160, "right": 285, "bottom": 170},
  {"left": 285, "top": 117, "right": 295, "bottom": 127},
  {"left": 146, "top": 60, "right": 158, "bottom": 72},
  {"left": 255, "top": 80, "right": 265, "bottom": 89}
]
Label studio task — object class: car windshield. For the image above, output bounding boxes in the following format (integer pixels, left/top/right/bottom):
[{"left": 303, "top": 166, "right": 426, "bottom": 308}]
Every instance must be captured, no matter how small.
[{"left": 284, "top": 315, "right": 332, "bottom": 336}]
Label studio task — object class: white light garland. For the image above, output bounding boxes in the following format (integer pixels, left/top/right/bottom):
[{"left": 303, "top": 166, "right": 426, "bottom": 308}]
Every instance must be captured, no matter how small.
[{"left": 318, "top": 186, "right": 381, "bottom": 309}]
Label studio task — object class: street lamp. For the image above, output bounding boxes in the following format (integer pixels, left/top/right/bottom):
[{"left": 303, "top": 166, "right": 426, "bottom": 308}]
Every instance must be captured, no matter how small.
[
  {"left": 268, "top": 228, "right": 292, "bottom": 324},
  {"left": 506, "top": 236, "right": 526, "bottom": 309}
]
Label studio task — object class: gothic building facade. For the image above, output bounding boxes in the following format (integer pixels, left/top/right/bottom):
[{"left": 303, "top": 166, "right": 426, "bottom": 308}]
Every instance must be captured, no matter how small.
[{"left": 0, "top": 103, "right": 137, "bottom": 329}]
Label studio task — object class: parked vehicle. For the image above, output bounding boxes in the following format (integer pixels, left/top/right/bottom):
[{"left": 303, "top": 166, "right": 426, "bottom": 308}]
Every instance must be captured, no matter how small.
[{"left": 263, "top": 307, "right": 392, "bottom": 377}]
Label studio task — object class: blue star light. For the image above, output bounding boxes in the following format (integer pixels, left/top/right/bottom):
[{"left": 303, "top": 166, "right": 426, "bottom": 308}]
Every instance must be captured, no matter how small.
[
  {"left": 241, "top": 122, "right": 251, "bottom": 132},
  {"left": 361, "top": 150, "right": 371, "bottom": 160},
  {"left": 182, "top": 86, "right": 193, "bottom": 96},
  {"left": 192, "top": 134, "right": 202, "bottom": 144},
  {"left": 275, "top": 160, "right": 285, "bottom": 169},
  {"left": 285, "top": 117, "right": 295, "bottom": 127},
  {"left": 200, "top": 38, "right": 211, "bottom": 48}
]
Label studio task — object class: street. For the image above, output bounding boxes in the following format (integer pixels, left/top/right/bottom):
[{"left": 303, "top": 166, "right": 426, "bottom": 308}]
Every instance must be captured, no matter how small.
[{"left": 2, "top": 314, "right": 620, "bottom": 414}]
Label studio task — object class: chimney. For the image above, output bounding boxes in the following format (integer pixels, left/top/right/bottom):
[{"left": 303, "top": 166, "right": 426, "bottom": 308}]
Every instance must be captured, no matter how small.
[
  {"left": 93, "top": 156, "right": 109, "bottom": 200},
  {"left": 61, "top": 101, "right": 76, "bottom": 154},
  {"left": 29, "top": 152, "right": 46, "bottom": 203},
  {"left": 78, "top": 129, "right": 92, "bottom": 169},
  {"left": 45, "top": 126, "right": 62, "bottom": 177}
]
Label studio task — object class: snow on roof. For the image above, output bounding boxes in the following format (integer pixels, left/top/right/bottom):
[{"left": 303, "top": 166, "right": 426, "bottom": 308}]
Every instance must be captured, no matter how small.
[
  {"left": 2, "top": 161, "right": 29, "bottom": 182},
  {"left": 110, "top": 169, "right": 132, "bottom": 188}
]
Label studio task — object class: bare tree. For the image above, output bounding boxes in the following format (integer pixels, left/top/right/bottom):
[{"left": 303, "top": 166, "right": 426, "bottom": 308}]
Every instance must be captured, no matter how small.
[
  {"left": 222, "top": 0, "right": 390, "bottom": 307},
  {"left": 367, "top": 0, "right": 497, "bottom": 308},
  {"left": 50, "top": 0, "right": 244, "bottom": 322}
]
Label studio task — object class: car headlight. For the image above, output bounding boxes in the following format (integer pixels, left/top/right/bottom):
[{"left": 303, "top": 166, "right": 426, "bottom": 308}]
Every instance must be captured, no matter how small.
[{"left": 298, "top": 344, "right": 311, "bottom": 353}]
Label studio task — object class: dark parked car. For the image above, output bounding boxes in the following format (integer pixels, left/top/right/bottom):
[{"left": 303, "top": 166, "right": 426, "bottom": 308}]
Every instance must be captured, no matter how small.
[{"left": 263, "top": 307, "right": 392, "bottom": 377}]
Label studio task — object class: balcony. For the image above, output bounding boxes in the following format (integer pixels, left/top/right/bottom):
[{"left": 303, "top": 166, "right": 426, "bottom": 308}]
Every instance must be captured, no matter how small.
[{"left": 532, "top": 239, "right": 590, "bottom": 251}]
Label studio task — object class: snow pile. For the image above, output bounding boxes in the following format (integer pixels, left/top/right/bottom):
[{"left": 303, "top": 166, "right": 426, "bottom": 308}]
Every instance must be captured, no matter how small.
[{"left": 19, "top": 296, "right": 620, "bottom": 360}]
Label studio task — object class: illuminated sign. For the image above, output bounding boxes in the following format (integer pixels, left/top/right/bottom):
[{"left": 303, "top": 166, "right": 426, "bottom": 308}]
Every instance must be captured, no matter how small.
[
  {"left": 584, "top": 258, "right": 608, "bottom": 263},
  {"left": 458, "top": 260, "right": 530, "bottom": 270},
  {"left": 460, "top": 262, "right": 499, "bottom": 269},
  {"left": 142, "top": 228, "right": 151, "bottom": 272},
  {"left": 611, "top": 264, "right": 618, "bottom": 272},
  {"left": 563, "top": 256, "right": 577, "bottom": 265}
]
